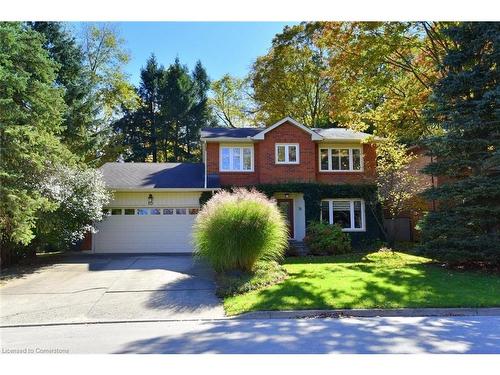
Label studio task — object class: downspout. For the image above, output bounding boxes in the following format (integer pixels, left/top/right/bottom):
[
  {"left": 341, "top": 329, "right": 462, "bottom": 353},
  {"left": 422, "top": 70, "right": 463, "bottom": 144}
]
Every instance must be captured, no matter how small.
[{"left": 203, "top": 140, "right": 207, "bottom": 189}]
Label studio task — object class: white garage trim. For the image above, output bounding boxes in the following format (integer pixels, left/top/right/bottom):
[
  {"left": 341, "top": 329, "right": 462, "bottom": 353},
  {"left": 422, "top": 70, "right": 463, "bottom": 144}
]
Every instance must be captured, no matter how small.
[{"left": 93, "top": 191, "right": 202, "bottom": 254}]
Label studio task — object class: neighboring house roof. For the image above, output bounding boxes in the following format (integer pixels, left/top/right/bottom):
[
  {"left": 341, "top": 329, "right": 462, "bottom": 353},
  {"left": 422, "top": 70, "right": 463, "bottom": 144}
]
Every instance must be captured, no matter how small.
[
  {"left": 201, "top": 116, "right": 375, "bottom": 142},
  {"left": 312, "top": 128, "right": 374, "bottom": 142},
  {"left": 99, "top": 162, "right": 219, "bottom": 190}
]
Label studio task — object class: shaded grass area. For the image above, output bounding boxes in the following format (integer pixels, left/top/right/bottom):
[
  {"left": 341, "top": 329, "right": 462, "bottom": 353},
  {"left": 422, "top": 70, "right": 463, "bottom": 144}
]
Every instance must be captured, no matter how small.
[
  {"left": 224, "top": 250, "right": 500, "bottom": 315},
  {"left": 0, "top": 251, "right": 65, "bottom": 286},
  {"left": 215, "top": 261, "right": 287, "bottom": 298}
]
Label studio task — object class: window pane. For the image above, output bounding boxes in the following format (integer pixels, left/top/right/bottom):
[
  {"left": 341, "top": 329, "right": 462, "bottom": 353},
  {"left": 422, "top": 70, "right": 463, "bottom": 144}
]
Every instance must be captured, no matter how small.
[
  {"left": 232, "top": 148, "right": 241, "bottom": 170},
  {"left": 354, "top": 201, "right": 362, "bottom": 228},
  {"left": 352, "top": 149, "right": 361, "bottom": 170},
  {"left": 243, "top": 148, "right": 252, "bottom": 170},
  {"left": 320, "top": 149, "right": 329, "bottom": 170},
  {"left": 189, "top": 208, "right": 199, "bottom": 215},
  {"left": 221, "top": 148, "right": 230, "bottom": 170},
  {"left": 321, "top": 201, "right": 330, "bottom": 223},
  {"left": 111, "top": 208, "right": 122, "bottom": 215},
  {"left": 340, "top": 149, "right": 350, "bottom": 170},
  {"left": 176, "top": 208, "right": 187, "bottom": 215},
  {"left": 124, "top": 209, "right": 135, "bottom": 215},
  {"left": 150, "top": 208, "right": 161, "bottom": 215},
  {"left": 333, "top": 201, "right": 351, "bottom": 228},
  {"left": 331, "top": 149, "right": 340, "bottom": 170},
  {"left": 102, "top": 208, "right": 110, "bottom": 216},
  {"left": 137, "top": 208, "right": 149, "bottom": 215},
  {"left": 288, "top": 145, "right": 297, "bottom": 162},
  {"left": 277, "top": 145, "right": 286, "bottom": 162},
  {"left": 163, "top": 208, "right": 174, "bottom": 215}
]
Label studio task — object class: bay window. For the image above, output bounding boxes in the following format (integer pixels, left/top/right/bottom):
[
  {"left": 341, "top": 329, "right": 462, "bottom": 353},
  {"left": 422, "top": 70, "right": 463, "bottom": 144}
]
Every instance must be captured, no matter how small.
[{"left": 320, "top": 199, "right": 366, "bottom": 231}]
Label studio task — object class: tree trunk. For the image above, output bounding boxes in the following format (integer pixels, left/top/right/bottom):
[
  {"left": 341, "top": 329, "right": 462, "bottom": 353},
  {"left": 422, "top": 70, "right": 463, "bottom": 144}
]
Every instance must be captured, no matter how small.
[
  {"left": 387, "top": 218, "right": 396, "bottom": 248},
  {"left": 151, "top": 102, "right": 157, "bottom": 163}
]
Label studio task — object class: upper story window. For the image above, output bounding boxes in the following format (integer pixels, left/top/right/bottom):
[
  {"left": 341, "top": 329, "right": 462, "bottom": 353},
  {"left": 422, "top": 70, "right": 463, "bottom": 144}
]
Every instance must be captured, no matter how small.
[
  {"left": 319, "top": 147, "right": 362, "bottom": 172},
  {"left": 220, "top": 146, "right": 253, "bottom": 172},
  {"left": 275, "top": 144, "right": 299, "bottom": 164}
]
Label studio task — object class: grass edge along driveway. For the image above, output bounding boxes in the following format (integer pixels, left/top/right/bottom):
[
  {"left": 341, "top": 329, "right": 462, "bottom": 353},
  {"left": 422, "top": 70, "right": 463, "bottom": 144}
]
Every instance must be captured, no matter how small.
[{"left": 224, "top": 251, "right": 500, "bottom": 316}]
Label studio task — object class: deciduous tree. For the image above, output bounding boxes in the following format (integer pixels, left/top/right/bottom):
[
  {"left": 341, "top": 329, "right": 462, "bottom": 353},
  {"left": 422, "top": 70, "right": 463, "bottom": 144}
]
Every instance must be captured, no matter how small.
[{"left": 251, "top": 23, "right": 333, "bottom": 127}]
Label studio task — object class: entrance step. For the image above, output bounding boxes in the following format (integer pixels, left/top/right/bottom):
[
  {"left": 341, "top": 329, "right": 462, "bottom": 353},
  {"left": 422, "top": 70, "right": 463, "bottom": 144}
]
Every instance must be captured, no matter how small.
[{"left": 287, "top": 240, "right": 309, "bottom": 257}]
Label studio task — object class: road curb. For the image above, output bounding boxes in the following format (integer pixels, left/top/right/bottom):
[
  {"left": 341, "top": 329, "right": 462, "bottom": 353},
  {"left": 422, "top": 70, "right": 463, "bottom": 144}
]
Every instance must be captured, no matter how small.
[
  {"left": 234, "top": 307, "right": 500, "bottom": 319},
  {"left": 2, "top": 308, "right": 500, "bottom": 328}
]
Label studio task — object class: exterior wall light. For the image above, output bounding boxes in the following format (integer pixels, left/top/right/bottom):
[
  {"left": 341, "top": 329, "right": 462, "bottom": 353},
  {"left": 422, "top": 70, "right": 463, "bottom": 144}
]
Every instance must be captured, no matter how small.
[{"left": 148, "top": 194, "right": 153, "bottom": 206}]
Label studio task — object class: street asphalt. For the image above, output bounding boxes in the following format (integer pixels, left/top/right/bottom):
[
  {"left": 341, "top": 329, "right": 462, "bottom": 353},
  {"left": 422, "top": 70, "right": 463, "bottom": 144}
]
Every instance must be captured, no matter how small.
[{"left": 1, "top": 316, "right": 500, "bottom": 354}]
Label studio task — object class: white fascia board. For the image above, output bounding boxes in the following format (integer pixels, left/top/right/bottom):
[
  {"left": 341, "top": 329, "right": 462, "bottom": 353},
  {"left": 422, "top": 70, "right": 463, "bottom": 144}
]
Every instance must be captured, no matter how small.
[{"left": 252, "top": 116, "right": 323, "bottom": 141}]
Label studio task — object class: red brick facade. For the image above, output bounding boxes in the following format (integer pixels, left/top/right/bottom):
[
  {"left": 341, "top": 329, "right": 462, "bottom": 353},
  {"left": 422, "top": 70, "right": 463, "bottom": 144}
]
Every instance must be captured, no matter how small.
[{"left": 206, "top": 120, "right": 377, "bottom": 186}]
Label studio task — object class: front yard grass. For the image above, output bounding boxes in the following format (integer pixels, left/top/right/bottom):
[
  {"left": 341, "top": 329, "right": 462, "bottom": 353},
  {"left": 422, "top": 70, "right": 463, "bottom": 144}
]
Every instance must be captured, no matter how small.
[{"left": 223, "top": 250, "right": 500, "bottom": 315}]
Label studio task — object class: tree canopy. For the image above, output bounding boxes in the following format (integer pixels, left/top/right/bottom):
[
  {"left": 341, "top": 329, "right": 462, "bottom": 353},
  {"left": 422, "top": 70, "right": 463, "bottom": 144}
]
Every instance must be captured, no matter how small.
[
  {"left": 251, "top": 23, "right": 333, "bottom": 128},
  {"left": 114, "top": 56, "right": 213, "bottom": 162}
]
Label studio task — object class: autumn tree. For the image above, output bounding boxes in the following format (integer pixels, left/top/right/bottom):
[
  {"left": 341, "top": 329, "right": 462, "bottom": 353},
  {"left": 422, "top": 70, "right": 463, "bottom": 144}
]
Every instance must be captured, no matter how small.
[
  {"left": 81, "top": 23, "right": 139, "bottom": 163},
  {"left": 319, "top": 22, "right": 453, "bottom": 143},
  {"left": 210, "top": 74, "right": 260, "bottom": 127},
  {"left": 374, "top": 138, "right": 421, "bottom": 245},
  {"left": 251, "top": 23, "right": 333, "bottom": 127}
]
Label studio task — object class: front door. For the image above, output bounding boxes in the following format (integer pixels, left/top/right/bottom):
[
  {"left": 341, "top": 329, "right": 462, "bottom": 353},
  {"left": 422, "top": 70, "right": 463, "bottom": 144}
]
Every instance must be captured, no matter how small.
[{"left": 277, "top": 199, "right": 294, "bottom": 238}]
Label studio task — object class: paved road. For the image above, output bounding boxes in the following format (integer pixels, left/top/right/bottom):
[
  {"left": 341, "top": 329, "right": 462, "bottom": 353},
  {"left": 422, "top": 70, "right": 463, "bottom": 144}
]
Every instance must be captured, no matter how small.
[
  {"left": 0, "top": 255, "right": 224, "bottom": 325},
  {"left": 2, "top": 316, "right": 499, "bottom": 354}
]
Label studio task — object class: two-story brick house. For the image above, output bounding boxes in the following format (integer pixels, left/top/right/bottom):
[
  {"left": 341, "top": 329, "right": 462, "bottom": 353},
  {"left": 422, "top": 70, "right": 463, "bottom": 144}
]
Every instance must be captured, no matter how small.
[{"left": 85, "top": 117, "right": 380, "bottom": 253}]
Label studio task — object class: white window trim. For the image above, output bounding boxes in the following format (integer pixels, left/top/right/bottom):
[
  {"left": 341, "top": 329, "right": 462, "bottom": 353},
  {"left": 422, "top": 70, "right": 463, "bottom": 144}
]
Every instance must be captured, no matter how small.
[
  {"left": 219, "top": 146, "right": 254, "bottom": 172},
  {"left": 275, "top": 143, "right": 300, "bottom": 164},
  {"left": 319, "top": 147, "right": 364, "bottom": 172},
  {"left": 321, "top": 199, "right": 366, "bottom": 232}
]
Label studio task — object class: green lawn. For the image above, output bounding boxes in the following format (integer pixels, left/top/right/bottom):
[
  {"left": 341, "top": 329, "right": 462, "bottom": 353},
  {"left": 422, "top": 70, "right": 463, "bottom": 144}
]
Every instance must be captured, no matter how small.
[{"left": 223, "top": 251, "right": 500, "bottom": 315}]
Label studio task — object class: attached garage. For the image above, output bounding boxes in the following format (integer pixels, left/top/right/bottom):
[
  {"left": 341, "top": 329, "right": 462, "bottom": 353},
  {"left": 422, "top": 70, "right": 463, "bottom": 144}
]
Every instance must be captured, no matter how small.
[{"left": 89, "top": 163, "right": 219, "bottom": 254}]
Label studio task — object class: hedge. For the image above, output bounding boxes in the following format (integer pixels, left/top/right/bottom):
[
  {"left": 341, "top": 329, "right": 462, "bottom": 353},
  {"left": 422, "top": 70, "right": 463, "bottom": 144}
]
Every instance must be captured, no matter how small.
[{"left": 200, "top": 182, "right": 385, "bottom": 246}]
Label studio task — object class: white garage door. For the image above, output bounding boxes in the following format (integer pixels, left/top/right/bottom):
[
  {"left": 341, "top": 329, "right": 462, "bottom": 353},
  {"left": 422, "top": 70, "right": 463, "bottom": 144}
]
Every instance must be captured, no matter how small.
[{"left": 93, "top": 207, "right": 199, "bottom": 253}]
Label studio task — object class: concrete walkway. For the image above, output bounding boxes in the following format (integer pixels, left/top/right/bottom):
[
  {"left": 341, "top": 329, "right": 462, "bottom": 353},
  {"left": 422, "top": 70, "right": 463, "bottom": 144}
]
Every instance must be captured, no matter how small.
[
  {"left": 0, "top": 255, "right": 224, "bottom": 326},
  {"left": 2, "top": 316, "right": 499, "bottom": 353}
]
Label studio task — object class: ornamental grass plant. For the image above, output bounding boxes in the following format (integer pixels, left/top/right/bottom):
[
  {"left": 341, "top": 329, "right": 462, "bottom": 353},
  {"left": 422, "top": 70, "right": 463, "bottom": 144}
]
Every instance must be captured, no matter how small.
[{"left": 193, "top": 188, "right": 288, "bottom": 272}]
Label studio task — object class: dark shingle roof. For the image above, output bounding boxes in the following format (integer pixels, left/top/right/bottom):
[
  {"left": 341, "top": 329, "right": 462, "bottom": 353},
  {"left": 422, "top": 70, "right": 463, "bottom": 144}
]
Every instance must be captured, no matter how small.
[
  {"left": 201, "top": 126, "right": 374, "bottom": 141},
  {"left": 99, "top": 163, "right": 219, "bottom": 189},
  {"left": 200, "top": 127, "right": 263, "bottom": 139}
]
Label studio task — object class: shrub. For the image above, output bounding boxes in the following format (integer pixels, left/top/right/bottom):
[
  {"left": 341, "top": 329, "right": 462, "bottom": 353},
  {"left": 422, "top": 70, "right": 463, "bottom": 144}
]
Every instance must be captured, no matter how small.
[
  {"left": 215, "top": 261, "right": 287, "bottom": 297},
  {"left": 193, "top": 188, "right": 288, "bottom": 272},
  {"left": 304, "top": 222, "right": 352, "bottom": 255}
]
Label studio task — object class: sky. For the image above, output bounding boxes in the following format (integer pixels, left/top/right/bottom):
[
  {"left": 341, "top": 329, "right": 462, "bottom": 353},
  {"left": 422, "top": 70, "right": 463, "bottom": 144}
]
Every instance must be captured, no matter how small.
[{"left": 90, "top": 22, "right": 298, "bottom": 86}]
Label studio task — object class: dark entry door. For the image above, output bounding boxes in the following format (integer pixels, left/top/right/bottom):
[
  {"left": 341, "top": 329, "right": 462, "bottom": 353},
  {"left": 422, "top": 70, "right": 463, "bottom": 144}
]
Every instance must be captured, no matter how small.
[{"left": 277, "top": 199, "right": 294, "bottom": 238}]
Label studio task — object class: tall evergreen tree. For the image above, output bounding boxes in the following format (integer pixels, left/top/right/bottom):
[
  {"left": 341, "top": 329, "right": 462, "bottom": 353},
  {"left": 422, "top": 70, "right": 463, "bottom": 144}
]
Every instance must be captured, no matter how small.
[
  {"left": 187, "top": 60, "right": 212, "bottom": 159},
  {"left": 138, "top": 54, "right": 164, "bottom": 162},
  {"left": 28, "top": 22, "right": 97, "bottom": 160},
  {"left": 420, "top": 22, "right": 500, "bottom": 265},
  {"left": 159, "top": 58, "right": 194, "bottom": 161}
]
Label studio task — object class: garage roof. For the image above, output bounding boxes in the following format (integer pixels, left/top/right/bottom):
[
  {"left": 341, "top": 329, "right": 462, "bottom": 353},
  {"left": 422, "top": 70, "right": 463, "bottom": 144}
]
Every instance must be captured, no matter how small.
[
  {"left": 99, "top": 163, "right": 219, "bottom": 190},
  {"left": 200, "top": 127, "right": 263, "bottom": 139}
]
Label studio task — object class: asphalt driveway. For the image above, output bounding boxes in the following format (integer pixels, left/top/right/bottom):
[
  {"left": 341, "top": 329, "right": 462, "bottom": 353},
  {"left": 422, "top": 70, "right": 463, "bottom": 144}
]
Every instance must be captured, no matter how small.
[{"left": 0, "top": 254, "right": 224, "bottom": 326}]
